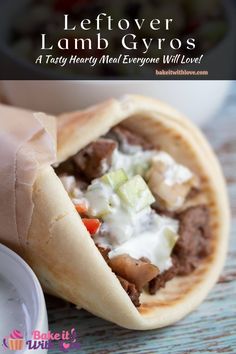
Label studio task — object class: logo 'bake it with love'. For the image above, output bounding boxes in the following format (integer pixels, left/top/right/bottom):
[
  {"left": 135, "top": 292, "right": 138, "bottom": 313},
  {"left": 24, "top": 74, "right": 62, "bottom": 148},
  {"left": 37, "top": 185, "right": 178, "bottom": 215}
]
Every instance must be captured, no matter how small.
[{"left": 2, "top": 328, "right": 81, "bottom": 352}]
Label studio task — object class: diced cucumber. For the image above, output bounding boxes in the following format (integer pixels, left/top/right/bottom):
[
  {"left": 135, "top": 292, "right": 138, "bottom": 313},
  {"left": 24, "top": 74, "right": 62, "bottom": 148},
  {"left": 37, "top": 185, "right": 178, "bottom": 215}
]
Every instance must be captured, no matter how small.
[
  {"left": 101, "top": 169, "right": 128, "bottom": 190},
  {"left": 117, "top": 175, "right": 155, "bottom": 212}
]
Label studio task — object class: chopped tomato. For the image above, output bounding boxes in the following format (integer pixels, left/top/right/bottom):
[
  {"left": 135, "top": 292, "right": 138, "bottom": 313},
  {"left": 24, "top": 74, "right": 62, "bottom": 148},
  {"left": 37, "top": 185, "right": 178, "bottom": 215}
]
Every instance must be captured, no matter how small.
[
  {"left": 82, "top": 218, "right": 101, "bottom": 235},
  {"left": 75, "top": 203, "right": 88, "bottom": 214}
]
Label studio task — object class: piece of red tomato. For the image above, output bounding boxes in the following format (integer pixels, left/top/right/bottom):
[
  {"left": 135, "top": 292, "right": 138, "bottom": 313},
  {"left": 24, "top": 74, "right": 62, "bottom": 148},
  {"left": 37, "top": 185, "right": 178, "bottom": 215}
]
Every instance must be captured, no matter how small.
[{"left": 82, "top": 218, "right": 101, "bottom": 235}]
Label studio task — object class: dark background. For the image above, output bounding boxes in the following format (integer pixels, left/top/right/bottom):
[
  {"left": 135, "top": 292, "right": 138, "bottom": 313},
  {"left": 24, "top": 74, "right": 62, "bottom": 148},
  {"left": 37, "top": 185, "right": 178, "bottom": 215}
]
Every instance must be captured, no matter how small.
[{"left": 0, "top": 0, "right": 235, "bottom": 79}]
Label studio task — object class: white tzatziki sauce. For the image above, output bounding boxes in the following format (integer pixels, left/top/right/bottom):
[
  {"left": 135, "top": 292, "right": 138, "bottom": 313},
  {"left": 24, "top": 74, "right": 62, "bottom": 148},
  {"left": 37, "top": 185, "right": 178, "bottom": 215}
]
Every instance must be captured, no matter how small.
[
  {"left": 0, "top": 275, "right": 30, "bottom": 351},
  {"left": 103, "top": 212, "right": 179, "bottom": 272},
  {"left": 62, "top": 174, "right": 179, "bottom": 272},
  {"left": 111, "top": 148, "right": 156, "bottom": 177},
  {"left": 59, "top": 144, "right": 197, "bottom": 273}
]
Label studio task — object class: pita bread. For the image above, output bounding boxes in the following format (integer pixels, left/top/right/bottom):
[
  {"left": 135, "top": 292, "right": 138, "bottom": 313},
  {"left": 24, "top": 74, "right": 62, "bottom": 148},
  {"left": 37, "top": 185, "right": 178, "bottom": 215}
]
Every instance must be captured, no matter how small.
[{"left": 3, "top": 97, "right": 230, "bottom": 329}]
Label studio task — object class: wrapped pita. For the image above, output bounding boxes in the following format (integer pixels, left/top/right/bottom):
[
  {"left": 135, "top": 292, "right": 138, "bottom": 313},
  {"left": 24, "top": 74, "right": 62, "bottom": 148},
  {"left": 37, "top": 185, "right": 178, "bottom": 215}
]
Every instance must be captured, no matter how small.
[{"left": 0, "top": 97, "right": 230, "bottom": 330}]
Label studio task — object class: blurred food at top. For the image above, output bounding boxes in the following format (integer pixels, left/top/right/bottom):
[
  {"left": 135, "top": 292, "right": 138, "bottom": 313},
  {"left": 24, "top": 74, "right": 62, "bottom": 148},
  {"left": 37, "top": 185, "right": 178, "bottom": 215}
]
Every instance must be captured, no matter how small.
[{"left": 9, "top": 0, "right": 228, "bottom": 77}]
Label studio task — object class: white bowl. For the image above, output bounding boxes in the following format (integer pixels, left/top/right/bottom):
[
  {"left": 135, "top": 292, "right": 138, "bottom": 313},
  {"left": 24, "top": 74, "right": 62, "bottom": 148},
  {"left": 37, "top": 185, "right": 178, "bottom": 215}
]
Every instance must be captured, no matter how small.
[
  {"left": 1, "top": 79, "right": 231, "bottom": 126},
  {"left": 0, "top": 243, "right": 48, "bottom": 354}
]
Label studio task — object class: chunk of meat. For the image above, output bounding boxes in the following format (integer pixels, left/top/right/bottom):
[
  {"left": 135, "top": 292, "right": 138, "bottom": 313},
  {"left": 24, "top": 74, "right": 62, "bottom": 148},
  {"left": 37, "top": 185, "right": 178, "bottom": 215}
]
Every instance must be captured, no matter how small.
[
  {"left": 149, "top": 205, "right": 211, "bottom": 294},
  {"left": 147, "top": 157, "right": 198, "bottom": 212},
  {"left": 117, "top": 276, "right": 141, "bottom": 307},
  {"left": 96, "top": 246, "right": 141, "bottom": 307},
  {"left": 110, "top": 126, "right": 154, "bottom": 151},
  {"left": 109, "top": 254, "right": 159, "bottom": 291},
  {"left": 55, "top": 159, "right": 76, "bottom": 175},
  {"left": 149, "top": 263, "right": 177, "bottom": 294},
  {"left": 173, "top": 205, "right": 211, "bottom": 275},
  {"left": 73, "top": 139, "right": 117, "bottom": 181}
]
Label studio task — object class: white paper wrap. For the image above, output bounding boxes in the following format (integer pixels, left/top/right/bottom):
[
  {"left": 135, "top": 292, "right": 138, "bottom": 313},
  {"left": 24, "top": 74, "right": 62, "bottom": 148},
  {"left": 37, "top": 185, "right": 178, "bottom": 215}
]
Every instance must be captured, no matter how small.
[{"left": 0, "top": 105, "right": 56, "bottom": 253}]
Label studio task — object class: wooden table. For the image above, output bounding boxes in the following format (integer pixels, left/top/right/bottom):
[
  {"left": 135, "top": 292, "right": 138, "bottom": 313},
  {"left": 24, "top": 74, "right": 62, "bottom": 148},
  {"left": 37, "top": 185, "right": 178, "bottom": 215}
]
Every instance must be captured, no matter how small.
[{"left": 46, "top": 83, "right": 236, "bottom": 354}]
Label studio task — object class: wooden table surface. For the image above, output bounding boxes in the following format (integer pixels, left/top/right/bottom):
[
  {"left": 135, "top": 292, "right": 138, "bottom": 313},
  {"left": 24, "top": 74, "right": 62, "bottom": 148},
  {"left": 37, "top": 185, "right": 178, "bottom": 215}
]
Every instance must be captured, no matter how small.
[{"left": 46, "top": 83, "right": 236, "bottom": 354}]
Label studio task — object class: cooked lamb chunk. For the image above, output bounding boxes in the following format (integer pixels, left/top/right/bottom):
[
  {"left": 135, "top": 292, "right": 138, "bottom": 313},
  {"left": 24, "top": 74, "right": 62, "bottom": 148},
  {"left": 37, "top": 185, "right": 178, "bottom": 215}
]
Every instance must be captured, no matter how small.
[
  {"left": 73, "top": 139, "right": 117, "bottom": 181},
  {"left": 109, "top": 126, "right": 154, "bottom": 151},
  {"left": 117, "top": 276, "right": 141, "bottom": 307},
  {"left": 109, "top": 254, "right": 159, "bottom": 291},
  {"left": 173, "top": 205, "right": 211, "bottom": 275}
]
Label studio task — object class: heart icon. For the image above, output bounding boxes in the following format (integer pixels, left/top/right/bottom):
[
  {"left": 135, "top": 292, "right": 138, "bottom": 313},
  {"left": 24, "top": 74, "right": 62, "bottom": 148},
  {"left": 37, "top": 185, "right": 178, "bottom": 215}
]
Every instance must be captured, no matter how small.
[{"left": 63, "top": 343, "right": 70, "bottom": 350}]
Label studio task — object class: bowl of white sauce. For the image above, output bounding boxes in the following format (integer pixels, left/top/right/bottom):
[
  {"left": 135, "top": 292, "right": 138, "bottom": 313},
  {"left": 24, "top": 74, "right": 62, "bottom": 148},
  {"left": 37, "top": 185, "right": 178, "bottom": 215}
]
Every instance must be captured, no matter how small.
[{"left": 0, "top": 243, "right": 48, "bottom": 354}]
